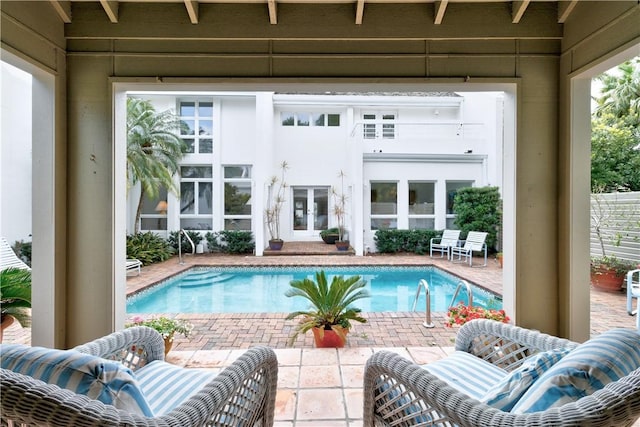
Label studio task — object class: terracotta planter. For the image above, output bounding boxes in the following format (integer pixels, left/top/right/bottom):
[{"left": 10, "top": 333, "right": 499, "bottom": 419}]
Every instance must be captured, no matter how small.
[
  {"left": 163, "top": 336, "right": 174, "bottom": 355},
  {"left": 311, "top": 326, "right": 349, "bottom": 348},
  {"left": 591, "top": 265, "right": 624, "bottom": 292},
  {"left": 497, "top": 254, "right": 503, "bottom": 268},
  {"left": 1, "top": 315, "right": 15, "bottom": 343}
]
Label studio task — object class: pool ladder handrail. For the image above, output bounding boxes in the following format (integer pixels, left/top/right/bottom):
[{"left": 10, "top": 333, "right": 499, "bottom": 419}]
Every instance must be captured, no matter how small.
[
  {"left": 412, "top": 279, "right": 435, "bottom": 328},
  {"left": 448, "top": 280, "right": 474, "bottom": 310},
  {"left": 178, "top": 229, "right": 196, "bottom": 265}
]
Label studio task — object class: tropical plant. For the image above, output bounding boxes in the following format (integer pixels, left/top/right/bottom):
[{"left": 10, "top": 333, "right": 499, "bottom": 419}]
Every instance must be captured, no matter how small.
[
  {"left": 265, "top": 161, "right": 289, "bottom": 242},
  {"left": 126, "top": 232, "right": 173, "bottom": 265},
  {"left": 594, "top": 58, "right": 640, "bottom": 128},
  {"left": 127, "top": 97, "right": 186, "bottom": 233},
  {"left": 126, "top": 315, "right": 193, "bottom": 340},
  {"left": 205, "top": 231, "right": 254, "bottom": 254},
  {"left": 285, "top": 270, "right": 370, "bottom": 346},
  {"left": 1, "top": 267, "right": 32, "bottom": 328},
  {"left": 167, "top": 230, "right": 203, "bottom": 253},
  {"left": 445, "top": 302, "right": 509, "bottom": 327},
  {"left": 374, "top": 229, "right": 440, "bottom": 255}
]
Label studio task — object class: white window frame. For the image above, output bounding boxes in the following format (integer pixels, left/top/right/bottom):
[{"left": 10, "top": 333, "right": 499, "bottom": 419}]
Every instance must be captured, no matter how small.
[
  {"left": 178, "top": 98, "right": 214, "bottom": 154},
  {"left": 370, "top": 181, "right": 398, "bottom": 230},
  {"left": 180, "top": 165, "right": 213, "bottom": 230},
  {"left": 362, "top": 111, "right": 397, "bottom": 140},
  {"left": 223, "top": 165, "right": 253, "bottom": 231},
  {"left": 408, "top": 181, "right": 435, "bottom": 230}
]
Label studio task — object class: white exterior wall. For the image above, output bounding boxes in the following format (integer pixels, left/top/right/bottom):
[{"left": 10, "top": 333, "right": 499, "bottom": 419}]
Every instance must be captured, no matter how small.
[
  {"left": 1, "top": 62, "right": 32, "bottom": 245},
  {"left": 128, "top": 91, "right": 503, "bottom": 255}
]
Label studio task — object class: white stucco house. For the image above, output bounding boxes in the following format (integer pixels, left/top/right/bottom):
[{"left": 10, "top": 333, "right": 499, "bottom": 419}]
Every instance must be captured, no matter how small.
[{"left": 127, "top": 90, "right": 504, "bottom": 256}]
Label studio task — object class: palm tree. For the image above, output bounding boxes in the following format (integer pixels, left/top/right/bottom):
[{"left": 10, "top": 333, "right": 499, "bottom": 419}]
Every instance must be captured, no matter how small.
[
  {"left": 127, "top": 97, "right": 186, "bottom": 233},
  {"left": 594, "top": 58, "right": 640, "bottom": 127}
]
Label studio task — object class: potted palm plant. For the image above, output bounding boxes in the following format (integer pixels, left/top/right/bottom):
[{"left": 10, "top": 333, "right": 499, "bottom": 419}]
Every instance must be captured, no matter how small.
[
  {"left": 0, "top": 267, "right": 32, "bottom": 342},
  {"left": 265, "top": 161, "right": 289, "bottom": 250},
  {"left": 285, "top": 270, "right": 370, "bottom": 347}
]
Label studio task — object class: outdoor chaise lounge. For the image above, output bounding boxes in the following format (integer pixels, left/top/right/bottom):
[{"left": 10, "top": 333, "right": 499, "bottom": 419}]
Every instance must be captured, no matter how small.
[
  {"left": 429, "top": 229, "right": 461, "bottom": 260},
  {"left": 0, "top": 326, "right": 278, "bottom": 427},
  {"left": 364, "top": 319, "right": 640, "bottom": 426},
  {"left": 450, "top": 231, "right": 488, "bottom": 267}
]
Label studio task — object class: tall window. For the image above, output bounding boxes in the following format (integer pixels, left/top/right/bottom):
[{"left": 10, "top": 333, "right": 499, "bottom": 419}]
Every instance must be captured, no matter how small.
[
  {"left": 408, "top": 182, "right": 435, "bottom": 229},
  {"left": 363, "top": 112, "right": 396, "bottom": 139},
  {"left": 179, "top": 100, "right": 213, "bottom": 154},
  {"left": 180, "top": 166, "right": 213, "bottom": 230},
  {"left": 223, "top": 166, "right": 252, "bottom": 230},
  {"left": 139, "top": 187, "right": 168, "bottom": 231},
  {"left": 446, "top": 181, "right": 473, "bottom": 229},
  {"left": 370, "top": 182, "right": 398, "bottom": 230}
]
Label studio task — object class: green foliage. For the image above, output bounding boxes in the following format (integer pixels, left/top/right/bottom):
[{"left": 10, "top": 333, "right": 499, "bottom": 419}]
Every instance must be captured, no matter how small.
[
  {"left": 126, "top": 232, "right": 173, "bottom": 265},
  {"left": 1, "top": 267, "right": 32, "bottom": 327},
  {"left": 167, "top": 230, "right": 203, "bottom": 253},
  {"left": 590, "top": 255, "right": 638, "bottom": 277},
  {"left": 126, "top": 315, "right": 193, "bottom": 340},
  {"left": 285, "top": 271, "right": 370, "bottom": 346},
  {"left": 204, "top": 231, "right": 254, "bottom": 254},
  {"left": 374, "top": 229, "right": 441, "bottom": 255},
  {"left": 594, "top": 58, "right": 640, "bottom": 127},
  {"left": 590, "top": 113, "right": 640, "bottom": 192},
  {"left": 452, "top": 186, "right": 502, "bottom": 251},
  {"left": 320, "top": 228, "right": 340, "bottom": 238},
  {"left": 11, "top": 240, "right": 31, "bottom": 267},
  {"left": 224, "top": 182, "right": 251, "bottom": 215}
]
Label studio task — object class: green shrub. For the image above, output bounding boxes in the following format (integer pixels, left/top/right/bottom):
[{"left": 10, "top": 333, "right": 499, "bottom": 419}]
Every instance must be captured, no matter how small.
[
  {"left": 205, "top": 231, "right": 254, "bottom": 254},
  {"left": 167, "top": 230, "right": 203, "bottom": 253},
  {"left": 374, "top": 229, "right": 441, "bottom": 254},
  {"left": 11, "top": 240, "right": 31, "bottom": 267},
  {"left": 126, "top": 232, "right": 173, "bottom": 265},
  {"left": 453, "top": 186, "right": 502, "bottom": 251}
]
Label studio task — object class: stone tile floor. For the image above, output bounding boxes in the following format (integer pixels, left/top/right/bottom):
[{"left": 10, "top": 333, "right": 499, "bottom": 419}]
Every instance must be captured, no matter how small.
[{"left": 4, "top": 243, "right": 639, "bottom": 426}]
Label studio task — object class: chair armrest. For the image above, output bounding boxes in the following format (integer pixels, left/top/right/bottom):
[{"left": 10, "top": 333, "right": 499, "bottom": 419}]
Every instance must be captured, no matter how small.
[
  {"left": 74, "top": 326, "right": 165, "bottom": 370},
  {"left": 161, "top": 346, "right": 279, "bottom": 427},
  {"left": 454, "top": 319, "right": 577, "bottom": 371},
  {"left": 363, "top": 351, "right": 640, "bottom": 427}
]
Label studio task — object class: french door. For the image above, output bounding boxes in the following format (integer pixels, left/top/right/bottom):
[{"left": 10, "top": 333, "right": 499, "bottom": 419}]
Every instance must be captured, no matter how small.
[{"left": 292, "top": 187, "right": 329, "bottom": 239}]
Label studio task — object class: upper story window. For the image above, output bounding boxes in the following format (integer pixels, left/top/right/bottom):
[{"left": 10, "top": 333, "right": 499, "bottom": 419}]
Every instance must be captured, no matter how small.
[
  {"left": 179, "top": 99, "right": 213, "bottom": 154},
  {"left": 362, "top": 111, "right": 396, "bottom": 140},
  {"left": 223, "top": 166, "right": 252, "bottom": 231},
  {"left": 281, "top": 112, "right": 341, "bottom": 127}
]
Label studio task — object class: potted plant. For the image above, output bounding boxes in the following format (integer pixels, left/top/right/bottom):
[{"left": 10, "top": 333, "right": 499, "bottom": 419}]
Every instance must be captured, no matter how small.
[
  {"left": 590, "top": 190, "right": 639, "bottom": 291},
  {"left": 320, "top": 227, "right": 340, "bottom": 244},
  {"left": 331, "top": 170, "right": 350, "bottom": 251},
  {"left": 496, "top": 252, "right": 503, "bottom": 268},
  {"left": 265, "top": 161, "right": 289, "bottom": 250},
  {"left": 285, "top": 270, "right": 370, "bottom": 347},
  {"left": 126, "top": 315, "right": 193, "bottom": 355},
  {"left": 445, "top": 302, "right": 509, "bottom": 328},
  {"left": 0, "top": 267, "right": 32, "bottom": 342}
]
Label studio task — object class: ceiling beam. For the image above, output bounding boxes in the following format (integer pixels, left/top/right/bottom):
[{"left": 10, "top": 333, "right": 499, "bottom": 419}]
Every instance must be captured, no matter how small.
[
  {"left": 434, "top": 0, "right": 448, "bottom": 25},
  {"left": 99, "top": 0, "right": 119, "bottom": 23},
  {"left": 355, "top": 0, "right": 365, "bottom": 25},
  {"left": 49, "top": 0, "right": 72, "bottom": 23},
  {"left": 184, "top": 0, "right": 199, "bottom": 24},
  {"left": 268, "top": 0, "right": 277, "bottom": 24},
  {"left": 511, "top": 0, "right": 530, "bottom": 24},
  {"left": 558, "top": 0, "right": 579, "bottom": 23}
]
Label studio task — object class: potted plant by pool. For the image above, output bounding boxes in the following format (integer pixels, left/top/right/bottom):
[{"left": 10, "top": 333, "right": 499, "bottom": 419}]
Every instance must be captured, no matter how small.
[
  {"left": 320, "top": 228, "right": 340, "bottom": 244},
  {"left": 126, "top": 315, "right": 193, "bottom": 355},
  {"left": 0, "top": 267, "right": 32, "bottom": 342},
  {"left": 285, "top": 270, "right": 370, "bottom": 348},
  {"left": 265, "top": 161, "right": 289, "bottom": 250}
]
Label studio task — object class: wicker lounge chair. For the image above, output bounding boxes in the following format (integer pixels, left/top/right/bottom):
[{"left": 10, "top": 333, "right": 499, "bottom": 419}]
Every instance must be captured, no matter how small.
[
  {"left": 1, "top": 326, "right": 278, "bottom": 426},
  {"left": 364, "top": 319, "right": 640, "bottom": 426}
]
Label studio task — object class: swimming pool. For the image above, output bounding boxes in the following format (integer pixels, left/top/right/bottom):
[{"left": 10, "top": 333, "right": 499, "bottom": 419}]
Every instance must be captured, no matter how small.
[{"left": 126, "top": 266, "right": 501, "bottom": 314}]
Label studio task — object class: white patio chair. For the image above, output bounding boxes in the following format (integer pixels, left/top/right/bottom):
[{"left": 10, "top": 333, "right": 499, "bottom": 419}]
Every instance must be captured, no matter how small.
[
  {"left": 0, "top": 237, "right": 30, "bottom": 271},
  {"left": 627, "top": 269, "right": 640, "bottom": 331},
  {"left": 450, "top": 231, "right": 488, "bottom": 267},
  {"left": 430, "top": 229, "right": 461, "bottom": 260}
]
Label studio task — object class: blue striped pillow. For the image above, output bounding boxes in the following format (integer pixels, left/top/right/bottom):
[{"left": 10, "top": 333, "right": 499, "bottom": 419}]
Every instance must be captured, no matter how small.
[
  {"left": 480, "top": 348, "right": 570, "bottom": 411},
  {"left": 135, "top": 360, "right": 217, "bottom": 415},
  {"left": 511, "top": 329, "right": 640, "bottom": 414},
  {"left": 0, "top": 344, "right": 154, "bottom": 417},
  {"left": 423, "top": 351, "right": 507, "bottom": 400}
]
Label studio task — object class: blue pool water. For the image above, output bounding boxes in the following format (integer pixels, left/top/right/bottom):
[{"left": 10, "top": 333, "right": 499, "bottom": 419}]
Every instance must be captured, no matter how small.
[{"left": 127, "top": 266, "right": 501, "bottom": 314}]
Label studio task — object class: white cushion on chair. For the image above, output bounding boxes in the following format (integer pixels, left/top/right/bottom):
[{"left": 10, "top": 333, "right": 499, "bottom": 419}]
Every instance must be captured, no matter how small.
[
  {"left": 136, "top": 359, "right": 218, "bottom": 415},
  {"left": 0, "top": 344, "right": 154, "bottom": 416},
  {"left": 480, "top": 348, "right": 570, "bottom": 411},
  {"left": 422, "top": 350, "right": 507, "bottom": 400},
  {"left": 512, "top": 329, "right": 640, "bottom": 414}
]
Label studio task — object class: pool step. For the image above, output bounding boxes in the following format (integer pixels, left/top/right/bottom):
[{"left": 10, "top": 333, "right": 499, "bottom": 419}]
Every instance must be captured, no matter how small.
[
  {"left": 181, "top": 271, "right": 227, "bottom": 281},
  {"left": 179, "top": 274, "right": 235, "bottom": 288}
]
